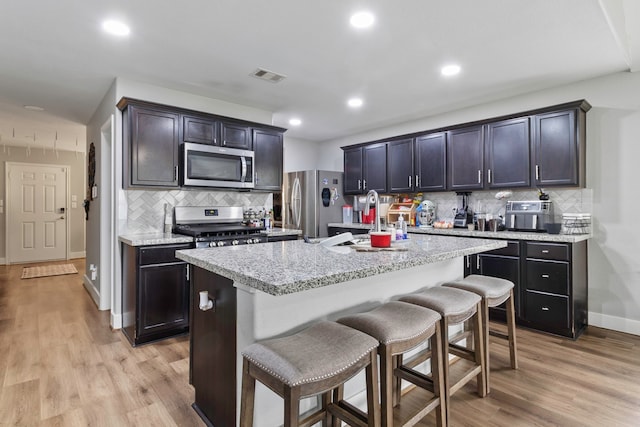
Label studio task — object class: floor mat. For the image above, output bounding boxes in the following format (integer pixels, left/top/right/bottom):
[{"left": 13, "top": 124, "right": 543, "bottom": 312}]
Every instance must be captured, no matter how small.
[{"left": 21, "top": 263, "right": 78, "bottom": 279}]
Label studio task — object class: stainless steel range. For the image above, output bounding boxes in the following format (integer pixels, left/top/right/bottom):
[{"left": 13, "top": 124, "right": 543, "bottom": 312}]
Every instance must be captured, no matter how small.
[{"left": 173, "top": 206, "right": 266, "bottom": 248}]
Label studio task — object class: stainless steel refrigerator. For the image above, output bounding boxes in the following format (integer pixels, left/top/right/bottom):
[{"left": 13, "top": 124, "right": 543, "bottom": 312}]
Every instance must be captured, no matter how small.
[{"left": 283, "top": 170, "right": 345, "bottom": 238}]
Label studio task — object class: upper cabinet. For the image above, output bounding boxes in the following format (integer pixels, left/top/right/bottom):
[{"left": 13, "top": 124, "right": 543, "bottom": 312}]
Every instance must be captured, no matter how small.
[
  {"left": 182, "top": 114, "right": 251, "bottom": 150},
  {"left": 120, "top": 100, "right": 180, "bottom": 188},
  {"left": 448, "top": 125, "right": 484, "bottom": 191},
  {"left": 485, "top": 117, "right": 530, "bottom": 189},
  {"left": 118, "top": 97, "right": 286, "bottom": 190},
  {"left": 533, "top": 107, "right": 586, "bottom": 187},
  {"left": 342, "top": 100, "right": 590, "bottom": 194},
  {"left": 252, "top": 128, "right": 283, "bottom": 191},
  {"left": 343, "top": 144, "right": 387, "bottom": 195}
]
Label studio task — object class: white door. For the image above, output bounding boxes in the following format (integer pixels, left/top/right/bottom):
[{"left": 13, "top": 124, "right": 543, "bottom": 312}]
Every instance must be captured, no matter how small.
[{"left": 7, "top": 163, "right": 68, "bottom": 263}]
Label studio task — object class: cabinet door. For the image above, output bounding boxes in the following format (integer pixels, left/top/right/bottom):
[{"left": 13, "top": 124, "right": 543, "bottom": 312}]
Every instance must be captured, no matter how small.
[
  {"left": 415, "top": 132, "right": 446, "bottom": 192},
  {"left": 478, "top": 255, "right": 521, "bottom": 318},
  {"left": 343, "top": 147, "right": 363, "bottom": 194},
  {"left": 129, "top": 105, "right": 180, "bottom": 187},
  {"left": 486, "top": 117, "right": 530, "bottom": 188},
  {"left": 448, "top": 126, "right": 484, "bottom": 190},
  {"left": 183, "top": 115, "right": 219, "bottom": 145},
  {"left": 221, "top": 122, "right": 251, "bottom": 149},
  {"left": 363, "top": 143, "right": 387, "bottom": 193},
  {"left": 387, "top": 139, "right": 414, "bottom": 193},
  {"left": 252, "top": 129, "right": 283, "bottom": 191},
  {"left": 138, "top": 262, "right": 189, "bottom": 339},
  {"left": 533, "top": 110, "right": 578, "bottom": 186}
]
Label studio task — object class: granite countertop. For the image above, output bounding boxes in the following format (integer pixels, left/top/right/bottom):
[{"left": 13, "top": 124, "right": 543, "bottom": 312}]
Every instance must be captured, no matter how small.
[
  {"left": 328, "top": 222, "right": 591, "bottom": 243},
  {"left": 118, "top": 232, "right": 194, "bottom": 246},
  {"left": 175, "top": 234, "right": 506, "bottom": 296},
  {"left": 119, "top": 228, "right": 301, "bottom": 247}
]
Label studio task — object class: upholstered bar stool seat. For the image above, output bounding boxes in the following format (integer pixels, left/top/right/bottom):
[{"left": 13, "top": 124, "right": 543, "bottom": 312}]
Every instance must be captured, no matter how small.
[
  {"left": 399, "top": 286, "right": 486, "bottom": 424},
  {"left": 240, "top": 321, "right": 381, "bottom": 427},
  {"left": 338, "top": 301, "right": 446, "bottom": 427},
  {"left": 443, "top": 274, "right": 518, "bottom": 394}
]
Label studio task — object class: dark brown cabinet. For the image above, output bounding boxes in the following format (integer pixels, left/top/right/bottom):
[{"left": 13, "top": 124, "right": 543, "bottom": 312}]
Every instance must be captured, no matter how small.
[
  {"left": 122, "top": 243, "right": 192, "bottom": 346},
  {"left": 183, "top": 114, "right": 218, "bottom": 145},
  {"left": 415, "top": 132, "right": 447, "bottom": 192},
  {"left": 220, "top": 122, "right": 251, "bottom": 149},
  {"left": 121, "top": 102, "right": 180, "bottom": 188},
  {"left": 448, "top": 126, "right": 484, "bottom": 190},
  {"left": 464, "top": 238, "right": 587, "bottom": 339},
  {"left": 342, "top": 143, "right": 387, "bottom": 194},
  {"left": 533, "top": 108, "right": 585, "bottom": 187},
  {"left": 252, "top": 128, "right": 283, "bottom": 191},
  {"left": 485, "top": 117, "right": 530, "bottom": 189},
  {"left": 387, "top": 138, "right": 414, "bottom": 192}
]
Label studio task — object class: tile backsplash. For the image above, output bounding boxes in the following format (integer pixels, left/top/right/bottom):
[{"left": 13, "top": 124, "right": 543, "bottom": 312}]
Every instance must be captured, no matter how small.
[
  {"left": 418, "top": 188, "right": 592, "bottom": 222},
  {"left": 121, "top": 189, "right": 272, "bottom": 234}
]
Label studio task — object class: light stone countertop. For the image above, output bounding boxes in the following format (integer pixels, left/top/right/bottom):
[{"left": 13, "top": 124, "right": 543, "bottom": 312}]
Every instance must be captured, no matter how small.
[
  {"left": 119, "top": 228, "right": 301, "bottom": 247},
  {"left": 328, "top": 222, "right": 591, "bottom": 243},
  {"left": 175, "top": 234, "right": 506, "bottom": 296}
]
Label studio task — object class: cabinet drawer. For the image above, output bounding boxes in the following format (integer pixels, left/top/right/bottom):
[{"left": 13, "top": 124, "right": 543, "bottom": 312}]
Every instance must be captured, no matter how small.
[
  {"left": 525, "top": 291, "right": 570, "bottom": 329},
  {"left": 485, "top": 241, "right": 519, "bottom": 257},
  {"left": 525, "top": 242, "right": 569, "bottom": 261},
  {"left": 139, "top": 244, "right": 193, "bottom": 266},
  {"left": 526, "top": 260, "right": 569, "bottom": 294}
]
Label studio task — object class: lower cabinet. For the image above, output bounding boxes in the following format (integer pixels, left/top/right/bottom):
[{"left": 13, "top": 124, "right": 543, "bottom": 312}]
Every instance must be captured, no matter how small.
[
  {"left": 122, "top": 243, "right": 192, "bottom": 346},
  {"left": 265, "top": 234, "right": 299, "bottom": 242},
  {"left": 328, "top": 226, "right": 372, "bottom": 237},
  {"left": 464, "top": 239, "right": 587, "bottom": 339}
]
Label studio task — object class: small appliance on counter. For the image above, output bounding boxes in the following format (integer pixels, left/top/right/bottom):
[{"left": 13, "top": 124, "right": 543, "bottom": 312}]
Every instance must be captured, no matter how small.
[
  {"left": 505, "top": 200, "right": 554, "bottom": 232},
  {"left": 453, "top": 192, "right": 474, "bottom": 228},
  {"left": 417, "top": 200, "right": 436, "bottom": 227}
]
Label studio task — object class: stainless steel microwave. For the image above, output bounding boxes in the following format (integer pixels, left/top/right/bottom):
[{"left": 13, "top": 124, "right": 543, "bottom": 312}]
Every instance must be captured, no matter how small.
[{"left": 181, "top": 142, "right": 254, "bottom": 189}]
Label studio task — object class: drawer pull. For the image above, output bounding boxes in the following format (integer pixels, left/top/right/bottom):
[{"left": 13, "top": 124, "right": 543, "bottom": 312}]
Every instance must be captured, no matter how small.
[
  {"left": 541, "top": 306, "right": 550, "bottom": 311},
  {"left": 541, "top": 274, "right": 550, "bottom": 278},
  {"left": 541, "top": 250, "right": 550, "bottom": 254}
]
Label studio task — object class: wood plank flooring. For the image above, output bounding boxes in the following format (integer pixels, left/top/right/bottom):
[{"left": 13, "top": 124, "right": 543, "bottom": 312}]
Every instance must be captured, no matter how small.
[{"left": 1, "top": 259, "right": 639, "bottom": 426}]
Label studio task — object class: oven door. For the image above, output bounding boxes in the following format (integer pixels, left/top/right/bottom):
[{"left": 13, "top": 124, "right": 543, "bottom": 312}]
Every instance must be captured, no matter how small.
[{"left": 181, "top": 142, "right": 254, "bottom": 188}]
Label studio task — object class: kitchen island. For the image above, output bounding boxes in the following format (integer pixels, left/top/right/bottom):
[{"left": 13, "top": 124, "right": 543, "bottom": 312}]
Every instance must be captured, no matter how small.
[{"left": 176, "top": 234, "right": 506, "bottom": 426}]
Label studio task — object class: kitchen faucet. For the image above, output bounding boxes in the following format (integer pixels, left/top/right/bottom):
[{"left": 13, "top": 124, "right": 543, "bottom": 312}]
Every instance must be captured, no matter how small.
[{"left": 364, "top": 189, "right": 381, "bottom": 233}]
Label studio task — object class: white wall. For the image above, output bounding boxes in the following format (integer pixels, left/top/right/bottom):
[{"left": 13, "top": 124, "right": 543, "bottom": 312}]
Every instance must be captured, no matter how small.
[
  {"left": 283, "top": 136, "right": 321, "bottom": 172},
  {"left": 317, "top": 71, "right": 640, "bottom": 336}
]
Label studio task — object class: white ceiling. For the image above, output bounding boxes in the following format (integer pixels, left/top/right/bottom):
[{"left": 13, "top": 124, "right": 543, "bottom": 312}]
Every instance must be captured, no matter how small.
[{"left": 0, "top": 0, "right": 638, "bottom": 153}]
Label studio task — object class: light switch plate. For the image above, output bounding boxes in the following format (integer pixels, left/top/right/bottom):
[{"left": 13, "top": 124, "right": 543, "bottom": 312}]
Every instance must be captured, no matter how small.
[{"left": 71, "top": 195, "right": 77, "bottom": 202}]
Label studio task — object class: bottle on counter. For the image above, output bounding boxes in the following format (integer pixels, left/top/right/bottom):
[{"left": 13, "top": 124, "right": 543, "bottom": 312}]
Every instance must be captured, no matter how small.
[
  {"left": 388, "top": 225, "right": 396, "bottom": 241},
  {"left": 397, "top": 214, "right": 407, "bottom": 239}
]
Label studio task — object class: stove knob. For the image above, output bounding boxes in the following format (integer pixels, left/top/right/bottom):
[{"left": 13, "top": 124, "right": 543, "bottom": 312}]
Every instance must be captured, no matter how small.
[
  {"left": 209, "top": 242, "right": 216, "bottom": 248},
  {"left": 253, "top": 238, "right": 261, "bottom": 244},
  {"left": 217, "top": 241, "right": 225, "bottom": 247},
  {"left": 246, "top": 239, "right": 253, "bottom": 244},
  {"left": 232, "top": 240, "right": 239, "bottom": 246}
]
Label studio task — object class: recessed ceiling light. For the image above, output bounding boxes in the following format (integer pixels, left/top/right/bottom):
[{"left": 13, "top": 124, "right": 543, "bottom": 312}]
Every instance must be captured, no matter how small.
[
  {"left": 441, "top": 64, "right": 461, "bottom": 77},
  {"left": 102, "top": 20, "right": 130, "bottom": 36},
  {"left": 289, "top": 118, "right": 302, "bottom": 126},
  {"left": 23, "top": 105, "right": 45, "bottom": 111},
  {"left": 350, "top": 11, "right": 375, "bottom": 29},
  {"left": 347, "top": 98, "right": 364, "bottom": 108}
]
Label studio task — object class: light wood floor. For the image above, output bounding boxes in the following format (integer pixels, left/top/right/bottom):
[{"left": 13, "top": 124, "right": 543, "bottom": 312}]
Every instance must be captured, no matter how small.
[{"left": 1, "top": 259, "right": 639, "bottom": 426}]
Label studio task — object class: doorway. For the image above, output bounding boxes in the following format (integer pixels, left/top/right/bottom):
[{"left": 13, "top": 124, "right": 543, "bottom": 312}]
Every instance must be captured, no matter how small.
[{"left": 6, "top": 162, "right": 69, "bottom": 263}]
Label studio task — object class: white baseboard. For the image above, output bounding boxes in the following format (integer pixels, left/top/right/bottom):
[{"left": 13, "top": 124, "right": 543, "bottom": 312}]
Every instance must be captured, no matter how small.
[
  {"left": 588, "top": 312, "right": 640, "bottom": 336},
  {"left": 0, "top": 257, "right": 5, "bottom": 265},
  {"left": 111, "top": 312, "right": 122, "bottom": 330},
  {"left": 83, "top": 274, "right": 100, "bottom": 308},
  {"left": 70, "top": 251, "right": 86, "bottom": 259}
]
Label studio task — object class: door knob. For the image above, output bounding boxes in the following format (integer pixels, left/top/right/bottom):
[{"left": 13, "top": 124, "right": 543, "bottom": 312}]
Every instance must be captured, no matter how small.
[{"left": 59, "top": 216, "right": 65, "bottom": 220}]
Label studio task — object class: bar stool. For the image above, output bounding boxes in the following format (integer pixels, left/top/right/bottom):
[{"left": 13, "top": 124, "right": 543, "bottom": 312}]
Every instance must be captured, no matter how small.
[
  {"left": 399, "top": 286, "right": 486, "bottom": 424},
  {"left": 443, "top": 274, "right": 518, "bottom": 394},
  {"left": 337, "top": 301, "right": 446, "bottom": 427},
  {"left": 240, "top": 320, "right": 381, "bottom": 427}
]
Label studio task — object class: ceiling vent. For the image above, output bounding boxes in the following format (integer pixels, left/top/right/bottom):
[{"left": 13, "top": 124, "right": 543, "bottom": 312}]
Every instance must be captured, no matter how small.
[{"left": 250, "top": 68, "right": 287, "bottom": 83}]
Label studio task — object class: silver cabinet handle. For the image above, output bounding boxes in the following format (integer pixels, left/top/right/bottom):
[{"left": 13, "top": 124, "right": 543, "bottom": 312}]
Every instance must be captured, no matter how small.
[
  {"left": 415, "top": 175, "right": 419, "bottom": 187},
  {"left": 478, "top": 170, "right": 482, "bottom": 184},
  {"left": 541, "top": 306, "right": 550, "bottom": 311},
  {"left": 476, "top": 256, "right": 480, "bottom": 270},
  {"left": 542, "top": 249, "right": 550, "bottom": 254},
  {"left": 408, "top": 175, "right": 412, "bottom": 187},
  {"left": 466, "top": 256, "right": 470, "bottom": 269},
  {"left": 174, "top": 165, "right": 178, "bottom": 181},
  {"left": 535, "top": 164, "right": 540, "bottom": 180},
  {"left": 488, "top": 169, "right": 492, "bottom": 183},
  {"left": 542, "top": 274, "right": 550, "bottom": 278},
  {"left": 358, "top": 179, "right": 361, "bottom": 190},
  {"left": 363, "top": 179, "right": 367, "bottom": 190}
]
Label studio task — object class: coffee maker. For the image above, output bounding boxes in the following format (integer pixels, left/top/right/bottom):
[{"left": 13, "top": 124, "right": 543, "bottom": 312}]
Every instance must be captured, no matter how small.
[{"left": 453, "top": 192, "right": 474, "bottom": 228}]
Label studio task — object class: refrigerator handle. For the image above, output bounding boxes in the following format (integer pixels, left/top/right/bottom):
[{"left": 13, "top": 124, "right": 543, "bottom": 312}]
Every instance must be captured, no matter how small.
[{"left": 291, "top": 177, "right": 302, "bottom": 228}]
